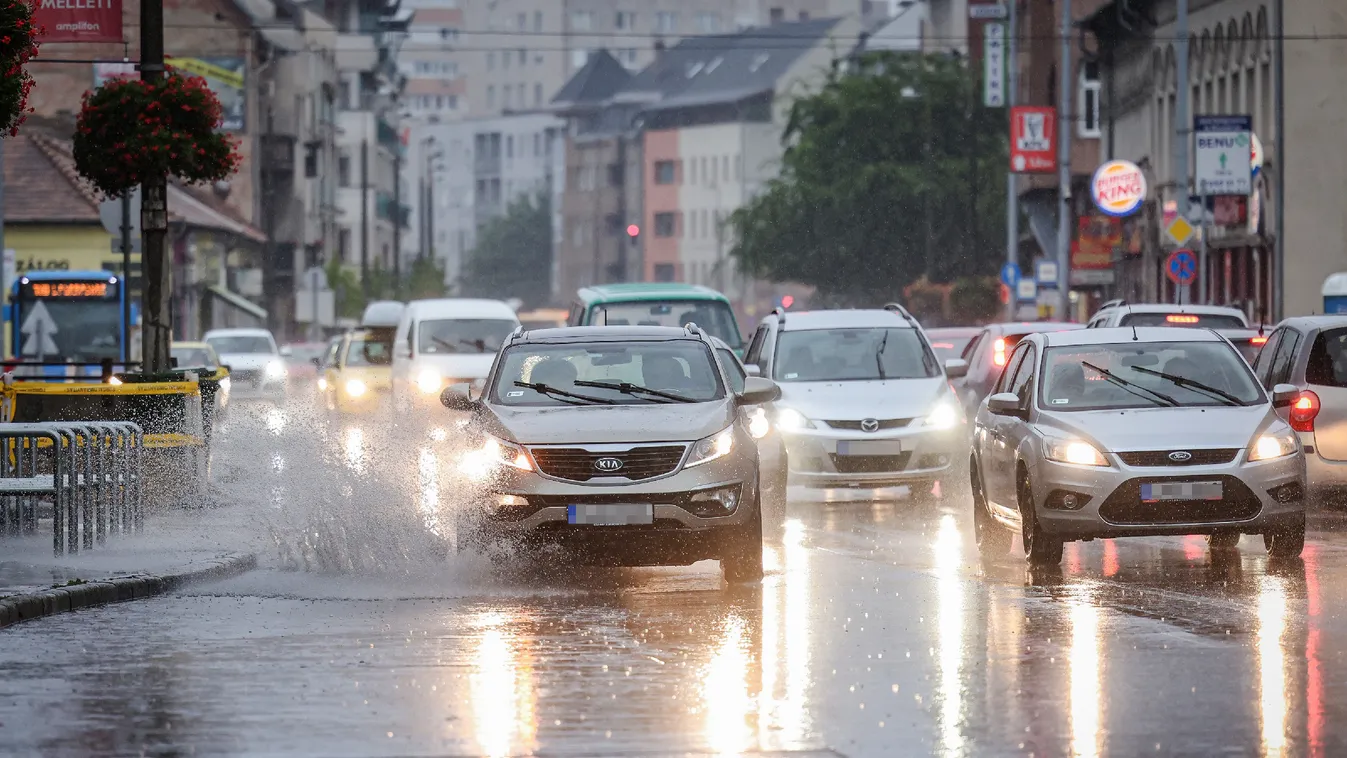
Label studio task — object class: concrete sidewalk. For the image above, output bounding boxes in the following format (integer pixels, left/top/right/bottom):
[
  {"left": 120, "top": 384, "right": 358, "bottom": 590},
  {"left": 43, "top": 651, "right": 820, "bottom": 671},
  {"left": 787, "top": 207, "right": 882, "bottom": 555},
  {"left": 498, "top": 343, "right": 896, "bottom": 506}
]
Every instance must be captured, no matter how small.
[{"left": 0, "top": 505, "right": 261, "bottom": 626}]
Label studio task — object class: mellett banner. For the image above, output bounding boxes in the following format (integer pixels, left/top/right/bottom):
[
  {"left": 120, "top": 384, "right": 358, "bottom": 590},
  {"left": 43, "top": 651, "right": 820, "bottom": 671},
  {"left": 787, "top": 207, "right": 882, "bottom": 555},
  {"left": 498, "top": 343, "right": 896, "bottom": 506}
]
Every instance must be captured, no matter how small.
[{"left": 29, "top": 0, "right": 123, "bottom": 43}]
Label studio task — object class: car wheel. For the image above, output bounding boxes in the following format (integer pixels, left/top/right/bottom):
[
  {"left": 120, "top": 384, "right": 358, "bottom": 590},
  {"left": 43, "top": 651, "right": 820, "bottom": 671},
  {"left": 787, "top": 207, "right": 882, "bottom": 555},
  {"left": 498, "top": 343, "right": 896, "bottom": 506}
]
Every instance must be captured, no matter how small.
[
  {"left": 1264, "top": 518, "right": 1306, "bottom": 559},
  {"left": 1207, "top": 531, "right": 1241, "bottom": 550},
  {"left": 1019, "top": 472, "right": 1063, "bottom": 566},
  {"left": 972, "top": 457, "right": 1011, "bottom": 556},
  {"left": 722, "top": 501, "right": 764, "bottom": 583}
]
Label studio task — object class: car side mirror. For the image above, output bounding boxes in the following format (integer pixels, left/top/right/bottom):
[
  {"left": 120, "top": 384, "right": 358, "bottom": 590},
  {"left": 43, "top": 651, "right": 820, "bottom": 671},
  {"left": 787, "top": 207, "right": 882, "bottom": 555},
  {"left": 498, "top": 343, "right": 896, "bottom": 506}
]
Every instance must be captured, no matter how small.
[
  {"left": 395, "top": 344, "right": 412, "bottom": 359},
  {"left": 221, "top": 364, "right": 231, "bottom": 374},
  {"left": 736, "top": 377, "right": 781, "bottom": 406},
  {"left": 987, "top": 392, "right": 1025, "bottom": 417},
  {"left": 744, "top": 363, "right": 762, "bottom": 378},
  {"left": 440, "top": 382, "right": 479, "bottom": 411},
  {"left": 280, "top": 346, "right": 293, "bottom": 357},
  {"left": 1271, "top": 383, "right": 1299, "bottom": 409},
  {"left": 944, "top": 358, "right": 969, "bottom": 379}
]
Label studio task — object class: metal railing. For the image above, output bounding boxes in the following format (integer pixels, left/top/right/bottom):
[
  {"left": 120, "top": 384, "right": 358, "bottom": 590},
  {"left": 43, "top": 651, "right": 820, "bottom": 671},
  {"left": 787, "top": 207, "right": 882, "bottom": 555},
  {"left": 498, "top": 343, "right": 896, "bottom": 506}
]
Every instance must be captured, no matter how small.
[{"left": 0, "top": 422, "right": 144, "bottom": 555}]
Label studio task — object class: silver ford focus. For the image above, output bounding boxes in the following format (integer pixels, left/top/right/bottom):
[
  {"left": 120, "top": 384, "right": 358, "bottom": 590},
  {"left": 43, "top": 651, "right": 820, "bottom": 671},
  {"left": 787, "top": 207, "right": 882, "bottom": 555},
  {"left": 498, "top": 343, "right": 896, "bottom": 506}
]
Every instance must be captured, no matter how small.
[{"left": 970, "top": 327, "right": 1307, "bottom": 565}]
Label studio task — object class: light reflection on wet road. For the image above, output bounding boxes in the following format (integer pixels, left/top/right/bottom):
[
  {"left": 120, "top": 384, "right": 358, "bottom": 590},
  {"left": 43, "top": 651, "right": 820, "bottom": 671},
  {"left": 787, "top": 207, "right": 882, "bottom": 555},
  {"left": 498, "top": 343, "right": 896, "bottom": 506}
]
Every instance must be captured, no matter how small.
[{"left": 1, "top": 402, "right": 1347, "bottom": 756}]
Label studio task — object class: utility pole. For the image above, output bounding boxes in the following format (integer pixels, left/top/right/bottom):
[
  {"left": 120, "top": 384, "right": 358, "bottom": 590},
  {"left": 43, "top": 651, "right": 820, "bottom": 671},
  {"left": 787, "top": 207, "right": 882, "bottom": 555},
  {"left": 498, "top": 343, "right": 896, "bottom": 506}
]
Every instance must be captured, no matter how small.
[
  {"left": 359, "top": 139, "right": 369, "bottom": 297},
  {"left": 1272, "top": 0, "right": 1285, "bottom": 320},
  {"left": 1004, "top": 0, "right": 1018, "bottom": 321},
  {"left": 1174, "top": 0, "right": 1191, "bottom": 304},
  {"left": 1055, "top": 0, "right": 1072, "bottom": 319},
  {"left": 139, "top": 0, "right": 170, "bottom": 373},
  {"left": 392, "top": 151, "right": 402, "bottom": 299}
]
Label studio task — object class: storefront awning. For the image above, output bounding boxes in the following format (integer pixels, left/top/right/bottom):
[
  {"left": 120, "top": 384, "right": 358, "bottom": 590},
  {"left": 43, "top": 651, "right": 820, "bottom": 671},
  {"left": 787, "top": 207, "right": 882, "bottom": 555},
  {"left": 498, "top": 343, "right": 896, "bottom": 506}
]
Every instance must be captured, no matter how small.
[{"left": 205, "top": 285, "right": 267, "bottom": 320}]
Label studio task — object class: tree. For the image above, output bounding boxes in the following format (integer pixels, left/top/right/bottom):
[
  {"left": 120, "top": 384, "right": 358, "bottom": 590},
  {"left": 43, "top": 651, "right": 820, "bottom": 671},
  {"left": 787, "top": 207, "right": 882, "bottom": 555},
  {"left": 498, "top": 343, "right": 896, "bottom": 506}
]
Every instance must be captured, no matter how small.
[
  {"left": 325, "top": 259, "right": 365, "bottom": 320},
  {"left": 459, "top": 191, "right": 552, "bottom": 307},
  {"left": 729, "top": 52, "right": 1007, "bottom": 306},
  {"left": 405, "top": 256, "right": 447, "bottom": 300}
]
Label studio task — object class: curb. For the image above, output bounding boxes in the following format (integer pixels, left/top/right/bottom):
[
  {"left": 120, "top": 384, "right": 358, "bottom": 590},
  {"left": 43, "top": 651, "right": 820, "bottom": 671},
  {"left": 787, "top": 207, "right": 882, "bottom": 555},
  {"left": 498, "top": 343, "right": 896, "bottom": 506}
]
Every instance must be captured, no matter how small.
[{"left": 0, "top": 553, "right": 257, "bottom": 629}]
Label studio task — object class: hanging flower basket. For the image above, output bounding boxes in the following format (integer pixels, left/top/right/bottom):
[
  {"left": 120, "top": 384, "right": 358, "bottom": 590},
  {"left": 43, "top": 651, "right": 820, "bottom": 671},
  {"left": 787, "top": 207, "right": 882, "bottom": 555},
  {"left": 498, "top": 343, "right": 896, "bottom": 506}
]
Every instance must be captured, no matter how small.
[
  {"left": 0, "top": 0, "right": 41, "bottom": 136},
  {"left": 73, "top": 72, "right": 242, "bottom": 198}
]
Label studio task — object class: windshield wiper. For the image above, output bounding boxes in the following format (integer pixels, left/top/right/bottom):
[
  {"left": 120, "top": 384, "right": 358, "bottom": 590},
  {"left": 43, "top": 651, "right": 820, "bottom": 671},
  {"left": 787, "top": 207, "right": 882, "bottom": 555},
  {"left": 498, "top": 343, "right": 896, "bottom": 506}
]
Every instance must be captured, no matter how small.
[
  {"left": 573, "top": 379, "right": 696, "bottom": 403},
  {"left": 875, "top": 330, "right": 889, "bottom": 381},
  {"left": 513, "top": 381, "right": 616, "bottom": 405},
  {"left": 1080, "top": 361, "right": 1180, "bottom": 407},
  {"left": 1127, "top": 365, "right": 1245, "bottom": 406}
]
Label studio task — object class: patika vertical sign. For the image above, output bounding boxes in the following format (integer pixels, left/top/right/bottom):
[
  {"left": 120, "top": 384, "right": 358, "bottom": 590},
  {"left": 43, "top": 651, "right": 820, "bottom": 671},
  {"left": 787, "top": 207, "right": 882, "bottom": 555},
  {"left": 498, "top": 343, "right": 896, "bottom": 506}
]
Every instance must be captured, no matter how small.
[
  {"left": 93, "top": 57, "right": 246, "bottom": 132},
  {"left": 29, "top": 0, "right": 123, "bottom": 43}
]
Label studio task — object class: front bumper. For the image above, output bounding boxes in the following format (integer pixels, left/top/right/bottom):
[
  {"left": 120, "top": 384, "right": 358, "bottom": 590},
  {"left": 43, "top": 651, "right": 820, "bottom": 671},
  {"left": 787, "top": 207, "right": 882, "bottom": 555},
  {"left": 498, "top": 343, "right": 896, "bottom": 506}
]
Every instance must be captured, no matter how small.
[
  {"left": 781, "top": 423, "right": 965, "bottom": 489},
  {"left": 465, "top": 447, "right": 759, "bottom": 566},
  {"left": 1030, "top": 450, "right": 1306, "bottom": 540}
]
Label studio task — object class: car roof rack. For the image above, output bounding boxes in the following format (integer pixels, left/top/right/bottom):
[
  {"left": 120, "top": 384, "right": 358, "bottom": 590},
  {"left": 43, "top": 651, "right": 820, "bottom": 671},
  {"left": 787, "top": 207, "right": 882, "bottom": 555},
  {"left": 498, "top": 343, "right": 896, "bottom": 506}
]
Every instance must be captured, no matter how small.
[
  {"left": 882, "top": 302, "right": 919, "bottom": 327},
  {"left": 685, "top": 322, "right": 706, "bottom": 338},
  {"left": 505, "top": 325, "right": 525, "bottom": 346},
  {"left": 1098, "top": 299, "right": 1127, "bottom": 310},
  {"left": 770, "top": 307, "right": 787, "bottom": 325}
]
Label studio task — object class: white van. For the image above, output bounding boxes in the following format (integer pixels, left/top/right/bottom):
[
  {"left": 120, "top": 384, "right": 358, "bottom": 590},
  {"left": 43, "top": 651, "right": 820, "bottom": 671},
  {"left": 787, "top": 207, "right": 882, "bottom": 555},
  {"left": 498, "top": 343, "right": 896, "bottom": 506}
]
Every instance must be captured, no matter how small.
[{"left": 392, "top": 298, "right": 520, "bottom": 410}]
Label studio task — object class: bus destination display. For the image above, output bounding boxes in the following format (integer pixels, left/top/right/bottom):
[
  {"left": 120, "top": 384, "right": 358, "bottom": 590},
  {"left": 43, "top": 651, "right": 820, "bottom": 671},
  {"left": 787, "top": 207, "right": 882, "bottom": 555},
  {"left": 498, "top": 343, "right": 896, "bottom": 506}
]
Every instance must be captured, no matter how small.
[{"left": 22, "top": 281, "right": 116, "bottom": 299}]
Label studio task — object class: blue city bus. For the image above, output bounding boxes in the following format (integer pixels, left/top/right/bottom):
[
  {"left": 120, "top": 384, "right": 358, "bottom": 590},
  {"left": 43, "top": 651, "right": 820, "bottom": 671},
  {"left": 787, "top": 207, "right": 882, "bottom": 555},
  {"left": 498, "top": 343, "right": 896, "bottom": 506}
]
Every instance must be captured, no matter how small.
[{"left": 7, "top": 270, "right": 135, "bottom": 378}]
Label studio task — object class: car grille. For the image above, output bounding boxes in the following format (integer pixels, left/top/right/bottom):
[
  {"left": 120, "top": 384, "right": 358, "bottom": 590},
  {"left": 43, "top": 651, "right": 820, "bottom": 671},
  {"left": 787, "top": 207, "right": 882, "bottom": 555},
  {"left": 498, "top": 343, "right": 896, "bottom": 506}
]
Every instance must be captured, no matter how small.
[
  {"left": 824, "top": 418, "right": 913, "bottom": 431},
  {"left": 1098, "top": 475, "right": 1261, "bottom": 525},
  {"left": 231, "top": 369, "right": 262, "bottom": 385},
  {"left": 1116, "top": 449, "right": 1240, "bottom": 467},
  {"left": 829, "top": 452, "right": 913, "bottom": 474},
  {"left": 529, "top": 445, "right": 687, "bottom": 482}
]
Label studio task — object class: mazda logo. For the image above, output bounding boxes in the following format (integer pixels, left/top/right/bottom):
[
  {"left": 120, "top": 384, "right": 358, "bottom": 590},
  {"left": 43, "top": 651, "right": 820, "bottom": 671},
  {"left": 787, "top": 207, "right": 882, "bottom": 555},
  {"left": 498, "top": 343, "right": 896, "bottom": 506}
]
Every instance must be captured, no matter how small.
[
  {"left": 1168, "top": 451, "right": 1193, "bottom": 462},
  {"left": 594, "top": 456, "right": 624, "bottom": 472},
  {"left": 860, "top": 418, "right": 880, "bottom": 433}
]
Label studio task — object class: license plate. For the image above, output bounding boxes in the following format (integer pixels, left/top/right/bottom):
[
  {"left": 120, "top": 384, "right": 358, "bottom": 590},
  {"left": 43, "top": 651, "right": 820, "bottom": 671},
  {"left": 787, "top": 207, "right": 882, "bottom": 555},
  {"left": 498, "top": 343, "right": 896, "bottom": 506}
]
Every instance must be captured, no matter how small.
[
  {"left": 837, "top": 440, "right": 903, "bottom": 456},
  {"left": 567, "top": 504, "right": 654, "bottom": 526},
  {"left": 1140, "top": 481, "right": 1223, "bottom": 502}
]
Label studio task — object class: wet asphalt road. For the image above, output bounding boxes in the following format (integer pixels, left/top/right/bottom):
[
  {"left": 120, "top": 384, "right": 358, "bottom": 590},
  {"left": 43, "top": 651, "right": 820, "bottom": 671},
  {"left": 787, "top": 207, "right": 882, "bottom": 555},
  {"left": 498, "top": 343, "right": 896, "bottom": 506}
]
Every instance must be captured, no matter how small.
[{"left": 2, "top": 400, "right": 1347, "bottom": 757}]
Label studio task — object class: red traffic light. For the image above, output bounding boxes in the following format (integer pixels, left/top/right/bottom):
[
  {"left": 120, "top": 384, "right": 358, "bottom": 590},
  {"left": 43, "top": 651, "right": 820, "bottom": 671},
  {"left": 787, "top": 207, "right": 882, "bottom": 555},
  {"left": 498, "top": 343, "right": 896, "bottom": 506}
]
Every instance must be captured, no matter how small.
[
  {"left": 781, "top": 295, "right": 795, "bottom": 309},
  {"left": 626, "top": 224, "right": 640, "bottom": 238}
]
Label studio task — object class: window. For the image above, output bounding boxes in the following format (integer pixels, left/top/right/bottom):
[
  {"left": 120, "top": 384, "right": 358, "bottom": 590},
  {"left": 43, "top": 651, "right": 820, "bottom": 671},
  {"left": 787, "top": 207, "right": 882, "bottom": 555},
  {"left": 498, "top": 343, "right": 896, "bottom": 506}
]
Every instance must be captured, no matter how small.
[
  {"left": 506, "top": 135, "right": 513, "bottom": 159},
  {"left": 516, "top": 12, "right": 525, "bottom": 29},
  {"left": 696, "top": 13, "right": 720, "bottom": 33},
  {"left": 769, "top": 7, "right": 784, "bottom": 24},
  {"left": 1078, "top": 61, "right": 1102, "bottom": 138},
  {"left": 533, "top": 11, "right": 542, "bottom": 31},
  {"left": 655, "top": 11, "right": 677, "bottom": 33},
  {"left": 337, "top": 154, "right": 351, "bottom": 186},
  {"left": 534, "top": 83, "right": 542, "bottom": 105},
  {"left": 654, "top": 212, "right": 676, "bottom": 237},
  {"left": 571, "top": 49, "right": 589, "bottom": 69},
  {"left": 653, "top": 263, "right": 676, "bottom": 282},
  {"left": 750, "top": 53, "right": 770, "bottom": 72},
  {"left": 518, "top": 49, "right": 526, "bottom": 65},
  {"left": 1268, "top": 329, "right": 1302, "bottom": 387},
  {"left": 338, "top": 229, "right": 351, "bottom": 262},
  {"left": 486, "top": 85, "right": 495, "bottom": 107},
  {"left": 1253, "top": 329, "right": 1283, "bottom": 385},
  {"left": 654, "top": 160, "right": 676, "bottom": 184},
  {"left": 721, "top": 155, "right": 729, "bottom": 181},
  {"left": 744, "top": 325, "right": 769, "bottom": 366},
  {"left": 798, "top": 11, "right": 809, "bottom": 21},
  {"left": 502, "top": 49, "right": 510, "bottom": 69},
  {"left": 615, "top": 11, "right": 636, "bottom": 29},
  {"left": 1009, "top": 347, "right": 1036, "bottom": 405},
  {"left": 533, "top": 132, "right": 541, "bottom": 156},
  {"left": 688, "top": 158, "right": 697, "bottom": 184},
  {"left": 486, "top": 51, "right": 495, "bottom": 70},
  {"left": 1306, "top": 329, "right": 1347, "bottom": 387},
  {"left": 570, "top": 10, "right": 593, "bottom": 30},
  {"left": 1041, "top": 342, "right": 1264, "bottom": 410},
  {"left": 772, "top": 329, "right": 940, "bottom": 382}
]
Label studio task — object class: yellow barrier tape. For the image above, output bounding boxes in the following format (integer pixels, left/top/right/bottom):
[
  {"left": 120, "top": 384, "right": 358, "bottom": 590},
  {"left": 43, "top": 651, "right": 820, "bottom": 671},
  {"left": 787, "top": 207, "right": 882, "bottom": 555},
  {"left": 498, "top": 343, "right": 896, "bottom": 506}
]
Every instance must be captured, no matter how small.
[
  {"left": 144, "top": 433, "right": 205, "bottom": 449},
  {"left": 168, "top": 58, "right": 245, "bottom": 89},
  {"left": 9, "top": 381, "right": 201, "bottom": 397}
]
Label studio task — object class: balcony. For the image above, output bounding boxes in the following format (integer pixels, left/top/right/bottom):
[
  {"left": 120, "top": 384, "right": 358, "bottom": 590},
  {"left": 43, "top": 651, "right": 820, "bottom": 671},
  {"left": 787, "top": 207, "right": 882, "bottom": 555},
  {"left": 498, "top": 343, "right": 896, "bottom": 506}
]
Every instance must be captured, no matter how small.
[
  {"left": 377, "top": 116, "right": 401, "bottom": 154},
  {"left": 376, "top": 191, "right": 411, "bottom": 229},
  {"left": 259, "top": 134, "right": 297, "bottom": 179}
]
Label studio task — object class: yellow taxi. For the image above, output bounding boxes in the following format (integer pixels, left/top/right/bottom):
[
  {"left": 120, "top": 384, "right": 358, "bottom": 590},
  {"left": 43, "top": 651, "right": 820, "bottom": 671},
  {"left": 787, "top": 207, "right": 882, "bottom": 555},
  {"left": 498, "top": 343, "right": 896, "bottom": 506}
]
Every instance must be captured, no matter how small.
[{"left": 317, "top": 302, "right": 403, "bottom": 415}]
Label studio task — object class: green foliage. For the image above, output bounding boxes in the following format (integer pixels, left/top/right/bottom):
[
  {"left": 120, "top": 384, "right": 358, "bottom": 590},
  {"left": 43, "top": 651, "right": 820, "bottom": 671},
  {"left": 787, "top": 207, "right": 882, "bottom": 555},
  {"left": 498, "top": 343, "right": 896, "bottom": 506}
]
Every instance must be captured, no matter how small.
[
  {"left": 459, "top": 191, "right": 552, "bottom": 308},
  {"left": 405, "top": 256, "right": 447, "bottom": 300},
  {"left": 729, "top": 52, "right": 1007, "bottom": 305},
  {"left": 325, "top": 259, "right": 366, "bottom": 320},
  {"left": 324, "top": 256, "right": 446, "bottom": 320},
  {"left": 948, "top": 276, "right": 1003, "bottom": 324}
]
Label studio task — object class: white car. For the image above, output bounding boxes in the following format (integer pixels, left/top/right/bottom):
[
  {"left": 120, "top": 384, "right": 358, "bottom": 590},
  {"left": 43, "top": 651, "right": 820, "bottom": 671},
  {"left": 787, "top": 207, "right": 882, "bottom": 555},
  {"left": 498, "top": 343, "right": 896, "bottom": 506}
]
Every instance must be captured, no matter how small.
[
  {"left": 204, "top": 328, "right": 286, "bottom": 398},
  {"left": 1084, "top": 302, "right": 1249, "bottom": 329},
  {"left": 391, "top": 298, "right": 521, "bottom": 412},
  {"left": 743, "top": 305, "right": 968, "bottom": 499}
]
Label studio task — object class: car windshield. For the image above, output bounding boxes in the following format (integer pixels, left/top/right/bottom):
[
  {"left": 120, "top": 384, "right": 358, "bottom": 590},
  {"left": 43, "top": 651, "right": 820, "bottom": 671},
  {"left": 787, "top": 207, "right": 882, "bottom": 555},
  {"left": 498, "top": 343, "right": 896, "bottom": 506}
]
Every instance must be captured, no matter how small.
[
  {"left": 1040, "top": 341, "right": 1264, "bottom": 410},
  {"left": 1119, "top": 312, "right": 1246, "bottom": 328},
  {"left": 492, "top": 341, "right": 725, "bottom": 406},
  {"left": 345, "top": 335, "right": 393, "bottom": 366},
  {"left": 207, "top": 335, "right": 274, "bottom": 354},
  {"left": 773, "top": 328, "right": 939, "bottom": 382},
  {"left": 172, "top": 348, "right": 216, "bottom": 369},
  {"left": 592, "top": 300, "right": 742, "bottom": 348},
  {"left": 418, "top": 319, "right": 516, "bottom": 354}
]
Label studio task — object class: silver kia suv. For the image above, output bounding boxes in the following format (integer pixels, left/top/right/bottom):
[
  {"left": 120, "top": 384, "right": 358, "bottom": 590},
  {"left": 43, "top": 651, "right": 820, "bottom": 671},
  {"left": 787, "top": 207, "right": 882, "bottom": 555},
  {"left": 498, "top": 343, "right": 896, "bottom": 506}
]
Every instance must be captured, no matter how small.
[{"left": 439, "top": 324, "right": 781, "bottom": 581}]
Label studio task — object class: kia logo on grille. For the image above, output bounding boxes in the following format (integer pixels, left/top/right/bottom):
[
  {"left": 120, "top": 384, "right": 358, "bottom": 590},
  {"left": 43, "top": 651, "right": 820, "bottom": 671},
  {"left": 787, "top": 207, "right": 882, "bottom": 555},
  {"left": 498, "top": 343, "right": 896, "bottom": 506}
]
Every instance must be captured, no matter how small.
[
  {"left": 594, "top": 456, "right": 625, "bottom": 472},
  {"left": 1168, "top": 451, "right": 1193, "bottom": 462},
  {"left": 860, "top": 418, "right": 880, "bottom": 433}
]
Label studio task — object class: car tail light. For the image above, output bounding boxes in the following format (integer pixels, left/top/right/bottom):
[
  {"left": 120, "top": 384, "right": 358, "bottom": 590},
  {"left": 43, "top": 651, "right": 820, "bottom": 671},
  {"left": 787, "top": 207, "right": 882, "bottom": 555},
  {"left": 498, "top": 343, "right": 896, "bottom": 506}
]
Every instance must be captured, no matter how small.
[
  {"left": 1290, "top": 389, "right": 1320, "bottom": 432},
  {"left": 1166, "top": 314, "right": 1200, "bottom": 324},
  {"left": 1251, "top": 335, "right": 1268, "bottom": 346},
  {"left": 993, "top": 337, "right": 1007, "bottom": 367}
]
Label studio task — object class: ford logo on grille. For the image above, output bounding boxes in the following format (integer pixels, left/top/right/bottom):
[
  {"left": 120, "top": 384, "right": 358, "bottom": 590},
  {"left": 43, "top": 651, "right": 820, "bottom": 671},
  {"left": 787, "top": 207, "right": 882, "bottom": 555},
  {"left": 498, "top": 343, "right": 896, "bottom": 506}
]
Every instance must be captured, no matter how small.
[
  {"left": 860, "top": 418, "right": 880, "bottom": 433},
  {"left": 594, "top": 456, "right": 625, "bottom": 472},
  {"left": 1168, "top": 451, "right": 1193, "bottom": 462}
]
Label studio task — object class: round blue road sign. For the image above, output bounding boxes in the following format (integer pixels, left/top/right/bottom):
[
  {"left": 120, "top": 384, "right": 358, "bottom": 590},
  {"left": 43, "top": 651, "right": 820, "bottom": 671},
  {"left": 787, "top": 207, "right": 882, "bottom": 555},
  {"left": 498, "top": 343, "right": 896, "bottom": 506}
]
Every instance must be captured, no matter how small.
[
  {"left": 1000, "top": 262, "right": 1021, "bottom": 287},
  {"left": 1166, "top": 249, "right": 1197, "bottom": 285}
]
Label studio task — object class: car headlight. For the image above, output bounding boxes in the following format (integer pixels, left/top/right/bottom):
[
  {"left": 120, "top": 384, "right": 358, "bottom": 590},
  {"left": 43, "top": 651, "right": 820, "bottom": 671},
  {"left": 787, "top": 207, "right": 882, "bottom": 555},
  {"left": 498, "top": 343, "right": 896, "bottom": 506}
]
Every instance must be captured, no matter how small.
[
  {"left": 776, "top": 407, "right": 814, "bottom": 431},
  {"left": 345, "top": 378, "right": 367, "bottom": 397},
  {"left": 459, "top": 435, "right": 533, "bottom": 480},
  {"left": 1249, "top": 429, "right": 1298, "bottom": 462},
  {"left": 417, "top": 368, "right": 442, "bottom": 394},
  {"left": 220, "top": 376, "right": 231, "bottom": 391},
  {"left": 265, "top": 360, "right": 287, "bottom": 378},
  {"left": 316, "top": 377, "right": 326, "bottom": 391},
  {"left": 1044, "top": 438, "right": 1109, "bottom": 467},
  {"left": 923, "top": 400, "right": 961, "bottom": 429},
  {"left": 747, "top": 407, "right": 771, "bottom": 439},
  {"left": 686, "top": 426, "right": 735, "bottom": 468}
]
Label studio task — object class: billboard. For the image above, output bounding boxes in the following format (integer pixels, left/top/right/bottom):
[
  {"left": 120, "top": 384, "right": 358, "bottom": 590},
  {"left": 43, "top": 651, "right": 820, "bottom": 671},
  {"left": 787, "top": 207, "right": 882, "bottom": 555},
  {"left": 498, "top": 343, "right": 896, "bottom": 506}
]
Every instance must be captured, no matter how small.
[
  {"left": 30, "top": 0, "right": 123, "bottom": 43},
  {"left": 93, "top": 57, "right": 246, "bottom": 132}
]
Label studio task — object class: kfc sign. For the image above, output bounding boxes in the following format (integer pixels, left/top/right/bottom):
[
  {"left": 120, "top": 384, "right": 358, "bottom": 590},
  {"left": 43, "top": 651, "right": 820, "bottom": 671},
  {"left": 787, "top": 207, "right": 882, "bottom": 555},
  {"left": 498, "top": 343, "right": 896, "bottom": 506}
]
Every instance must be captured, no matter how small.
[{"left": 1010, "top": 106, "right": 1056, "bottom": 173}]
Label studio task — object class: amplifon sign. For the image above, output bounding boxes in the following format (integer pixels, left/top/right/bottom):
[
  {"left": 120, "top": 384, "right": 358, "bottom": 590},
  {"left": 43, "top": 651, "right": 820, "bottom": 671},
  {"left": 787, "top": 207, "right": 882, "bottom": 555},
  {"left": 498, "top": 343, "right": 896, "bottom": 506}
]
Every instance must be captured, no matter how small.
[
  {"left": 30, "top": 0, "right": 123, "bottom": 43},
  {"left": 1090, "top": 160, "right": 1147, "bottom": 217}
]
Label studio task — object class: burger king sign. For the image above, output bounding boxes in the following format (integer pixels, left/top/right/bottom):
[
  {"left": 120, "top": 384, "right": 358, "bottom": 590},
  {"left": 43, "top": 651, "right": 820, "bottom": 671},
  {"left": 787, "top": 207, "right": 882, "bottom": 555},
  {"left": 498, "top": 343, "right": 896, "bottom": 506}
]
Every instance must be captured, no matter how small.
[{"left": 1090, "top": 160, "right": 1147, "bottom": 218}]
